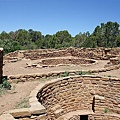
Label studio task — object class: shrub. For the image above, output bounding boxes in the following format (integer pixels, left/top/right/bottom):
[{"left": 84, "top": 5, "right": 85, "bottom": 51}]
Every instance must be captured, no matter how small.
[
  {"left": 62, "top": 71, "right": 69, "bottom": 77},
  {"left": 1, "top": 78, "right": 11, "bottom": 90},
  {"left": 104, "top": 108, "right": 109, "bottom": 113},
  {"left": 78, "top": 70, "right": 92, "bottom": 75},
  {"left": 78, "top": 71, "right": 85, "bottom": 75},
  {"left": 86, "top": 70, "right": 92, "bottom": 75}
]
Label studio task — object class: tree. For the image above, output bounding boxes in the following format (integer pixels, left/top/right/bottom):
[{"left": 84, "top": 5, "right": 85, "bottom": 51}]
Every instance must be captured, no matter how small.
[
  {"left": 83, "top": 35, "right": 96, "bottom": 48},
  {"left": 15, "top": 29, "right": 30, "bottom": 46},
  {"left": 0, "top": 39, "right": 21, "bottom": 54},
  {"left": 0, "top": 21, "right": 119, "bottom": 54},
  {"left": 43, "top": 34, "right": 53, "bottom": 48},
  {"left": 115, "top": 33, "right": 120, "bottom": 47},
  {"left": 73, "top": 32, "right": 90, "bottom": 47},
  {"left": 9, "top": 31, "right": 16, "bottom": 41},
  {"left": 92, "top": 21, "right": 120, "bottom": 47},
  {"left": 54, "top": 30, "right": 72, "bottom": 48},
  {"left": 28, "top": 29, "right": 43, "bottom": 42},
  {"left": 0, "top": 31, "right": 10, "bottom": 40}
]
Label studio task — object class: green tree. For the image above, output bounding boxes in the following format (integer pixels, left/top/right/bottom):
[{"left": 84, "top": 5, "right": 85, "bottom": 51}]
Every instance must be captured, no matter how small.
[
  {"left": 54, "top": 30, "right": 72, "bottom": 48},
  {"left": 0, "top": 39, "right": 21, "bottom": 54},
  {"left": 92, "top": 21, "right": 120, "bottom": 47},
  {"left": 43, "top": 34, "right": 53, "bottom": 48},
  {"left": 9, "top": 31, "right": 16, "bottom": 41},
  {"left": 15, "top": 29, "right": 30, "bottom": 46},
  {"left": 83, "top": 35, "right": 96, "bottom": 48},
  {"left": 115, "top": 33, "right": 120, "bottom": 47},
  {"left": 28, "top": 29, "right": 43, "bottom": 42},
  {"left": 73, "top": 32, "right": 90, "bottom": 47},
  {"left": 0, "top": 31, "right": 10, "bottom": 40}
]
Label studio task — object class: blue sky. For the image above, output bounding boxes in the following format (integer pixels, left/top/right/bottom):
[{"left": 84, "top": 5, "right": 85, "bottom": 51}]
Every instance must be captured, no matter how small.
[{"left": 0, "top": 0, "right": 120, "bottom": 36}]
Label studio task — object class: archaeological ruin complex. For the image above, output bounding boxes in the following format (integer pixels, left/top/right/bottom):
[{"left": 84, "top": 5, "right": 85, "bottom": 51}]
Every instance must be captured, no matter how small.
[{"left": 0, "top": 47, "right": 120, "bottom": 120}]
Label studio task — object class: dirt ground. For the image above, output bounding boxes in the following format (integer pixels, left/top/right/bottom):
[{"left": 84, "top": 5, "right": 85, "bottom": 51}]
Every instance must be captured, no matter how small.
[
  {"left": 0, "top": 58, "right": 120, "bottom": 114},
  {"left": 0, "top": 81, "right": 40, "bottom": 114},
  {"left": 3, "top": 59, "right": 109, "bottom": 76}
]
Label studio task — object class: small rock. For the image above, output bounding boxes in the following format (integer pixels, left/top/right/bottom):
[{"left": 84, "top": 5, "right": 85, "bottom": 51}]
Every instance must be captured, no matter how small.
[
  {"left": 36, "top": 64, "right": 42, "bottom": 68},
  {"left": 30, "top": 115, "right": 37, "bottom": 119}
]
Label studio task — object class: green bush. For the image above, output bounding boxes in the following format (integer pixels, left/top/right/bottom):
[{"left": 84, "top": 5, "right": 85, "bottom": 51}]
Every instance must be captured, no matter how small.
[
  {"left": 1, "top": 78, "right": 11, "bottom": 90},
  {"left": 78, "top": 71, "right": 85, "bottom": 75},
  {"left": 62, "top": 71, "right": 69, "bottom": 77},
  {"left": 104, "top": 108, "right": 109, "bottom": 113},
  {"left": 78, "top": 70, "right": 92, "bottom": 75},
  {"left": 2, "top": 80, "right": 11, "bottom": 90},
  {"left": 78, "top": 71, "right": 82, "bottom": 75},
  {"left": 86, "top": 70, "right": 92, "bottom": 75}
]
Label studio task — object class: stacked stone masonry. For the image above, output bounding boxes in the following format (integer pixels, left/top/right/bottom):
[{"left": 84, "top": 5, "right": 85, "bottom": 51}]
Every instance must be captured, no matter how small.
[
  {"left": 0, "top": 48, "right": 3, "bottom": 83},
  {"left": 68, "top": 114, "right": 120, "bottom": 120},
  {"left": 2, "top": 47, "right": 120, "bottom": 120},
  {"left": 39, "top": 57, "right": 96, "bottom": 66},
  {"left": 37, "top": 76, "right": 120, "bottom": 120},
  {"left": 4, "top": 47, "right": 120, "bottom": 62},
  {"left": 7, "top": 63, "right": 120, "bottom": 82}
]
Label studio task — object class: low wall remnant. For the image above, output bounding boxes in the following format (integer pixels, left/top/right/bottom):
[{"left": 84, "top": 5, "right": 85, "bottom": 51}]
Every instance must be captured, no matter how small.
[
  {"left": 4, "top": 47, "right": 120, "bottom": 62},
  {"left": 0, "top": 48, "right": 3, "bottom": 84}
]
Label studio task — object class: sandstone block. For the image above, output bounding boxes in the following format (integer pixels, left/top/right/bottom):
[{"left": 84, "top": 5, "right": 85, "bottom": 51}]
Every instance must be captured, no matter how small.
[
  {"left": 54, "top": 108, "right": 64, "bottom": 118},
  {"left": 29, "top": 97, "right": 37, "bottom": 103},
  {"left": 9, "top": 108, "right": 31, "bottom": 118},
  {"left": 30, "top": 105, "right": 46, "bottom": 115},
  {"left": 38, "top": 114, "right": 46, "bottom": 120},
  {"left": 51, "top": 104, "right": 61, "bottom": 111},
  {"left": 20, "top": 77, "right": 26, "bottom": 82},
  {"left": 0, "top": 113, "right": 15, "bottom": 120}
]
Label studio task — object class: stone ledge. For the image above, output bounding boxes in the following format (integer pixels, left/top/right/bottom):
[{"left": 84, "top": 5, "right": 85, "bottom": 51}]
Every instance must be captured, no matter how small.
[
  {"left": 0, "top": 113, "right": 15, "bottom": 120},
  {"left": 8, "top": 108, "right": 31, "bottom": 118},
  {"left": 2, "top": 104, "right": 46, "bottom": 119},
  {"left": 29, "top": 82, "right": 46, "bottom": 115},
  {"left": 30, "top": 105, "right": 46, "bottom": 115}
]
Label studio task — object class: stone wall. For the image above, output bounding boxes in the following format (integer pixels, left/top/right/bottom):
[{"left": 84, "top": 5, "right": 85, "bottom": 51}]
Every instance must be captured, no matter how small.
[
  {"left": 68, "top": 114, "right": 120, "bottom": 120},
  {"left": 37, "top": 76, "right": 120, "bottom": 119},
  {"left": 91, "top": 114, "right": 120, "bottom": 120},
  {"left": 0, "top": 48, "right": 3, "bottom": 83},
  {"left": 39, "top": 57, "right": 96, "bottom": 66},
  {"left": 3, "top": 47, "right": 120, "bottom": 62},
  {"left": 7, "top": 63, "right": 120, "bottom": 82}
]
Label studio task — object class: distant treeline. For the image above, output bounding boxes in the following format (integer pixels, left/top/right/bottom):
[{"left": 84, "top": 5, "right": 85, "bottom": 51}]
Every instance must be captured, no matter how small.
[{"left": 0, "top": 21, "right": 120, "bottom": 54}]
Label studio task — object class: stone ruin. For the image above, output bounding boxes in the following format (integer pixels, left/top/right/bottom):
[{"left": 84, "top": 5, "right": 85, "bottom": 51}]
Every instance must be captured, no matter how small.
[
  {"left": 3, "top": 47, "right": 120, "bottom": 66},
  {"left": 0, "top": 48, "right": 3, "bottom": 84},
  {"left": 1, "top": 47, "right": 120, "bottom": 120},
  {"left": 37, "top": 76, "right": 120, "bottom": 120}
]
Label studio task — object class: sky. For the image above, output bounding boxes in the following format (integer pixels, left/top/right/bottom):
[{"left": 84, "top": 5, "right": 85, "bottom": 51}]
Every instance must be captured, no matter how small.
[{"left": 0, "top": 0, "right": 120, "bottom": 36}]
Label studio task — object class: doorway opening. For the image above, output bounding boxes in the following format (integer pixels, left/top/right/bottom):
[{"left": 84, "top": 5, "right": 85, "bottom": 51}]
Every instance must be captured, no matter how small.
[
  {"left": 80, "top": 115, "right": 88, "bottom": 120},
  {"left": 92, "top": 96, "right": 95, "bottom": 112}
]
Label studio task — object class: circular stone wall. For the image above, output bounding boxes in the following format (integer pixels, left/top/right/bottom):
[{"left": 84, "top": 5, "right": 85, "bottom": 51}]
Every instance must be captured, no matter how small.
[
  {"left": 37, "top": 76, "right": 120, "bottom": 119},
  {"left": 39, "top": 57, "right": 96, "bottom": 66}
]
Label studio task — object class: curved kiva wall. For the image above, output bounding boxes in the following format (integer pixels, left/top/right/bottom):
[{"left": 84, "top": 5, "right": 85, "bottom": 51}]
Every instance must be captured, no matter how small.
[
  {"left": 4, "top": 47, "right": 120, "bottom": 61},
  {"left": 39, "top": 57, "right": 96, "bottom": 66},
  {"left": 37, "top": 76, "right": 120, "bottom": 120}
]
